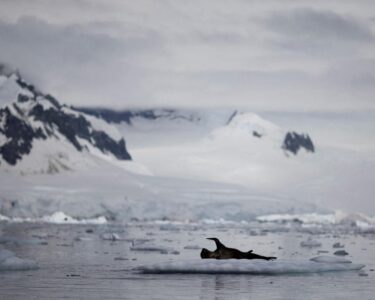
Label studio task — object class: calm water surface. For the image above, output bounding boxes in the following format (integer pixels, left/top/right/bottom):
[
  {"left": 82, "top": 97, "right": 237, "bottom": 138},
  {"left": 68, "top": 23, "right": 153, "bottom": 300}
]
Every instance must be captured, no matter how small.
[{"left": 0, "top": 222, "right": 374, "bottom": 299}]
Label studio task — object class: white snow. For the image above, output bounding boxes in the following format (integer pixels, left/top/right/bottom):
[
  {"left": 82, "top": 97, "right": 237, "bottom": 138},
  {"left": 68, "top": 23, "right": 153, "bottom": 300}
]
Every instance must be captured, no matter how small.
[
  {"left": 41, "top": 212, "right": 107, "bottom": 224},
  {"left": 0, "top": 74, "right": 32, "bottom": 107},
  {"left": 137, "top": 258, "right": 365, "bottom": 274},
  {"left": 101, "top": 233, "right": 122, "bottom": 241},
  {"left": 257, "top": 213, "right": 336, "bottom": 224},
  {"left": 0, "top": 212, "right": 107, "bottom": 225},
  {"left": 310, "top": 256, "right": 352, "bottom": 264},
  {"left": 0, "top": 249, "right": 38, "bottom": 271},
  {"left": 256, "top": 211, "right": 375, "bottom": 227},
  {"left": 85, "top": 113, "right": 123, "bottom": 141}
]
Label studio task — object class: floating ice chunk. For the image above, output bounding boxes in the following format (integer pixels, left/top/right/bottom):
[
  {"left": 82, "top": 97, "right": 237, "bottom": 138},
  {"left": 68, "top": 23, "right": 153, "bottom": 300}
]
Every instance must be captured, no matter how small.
[
  {"left": 333, "top": 242, "right": 345, "bottom": 249},
  {"left": 130, "top": 244, "right": 178, "bottom": 254},
  {"left": 310, "top": 256, "right": 352, "bottom": 264},
  {"left": 300, "top": 238, "right": 322, "bottom": 248},
  {"left": 137, "top": 258, "right": 365, "bottom": 274},
  {"left": 334, "top": 250, "right": 349, "bottom": 256},
  {"left": 74, "top": 236, "right": 93, "bottom": 242},
  {"left": 131, "top": 245, "right": 170, "bottom": 252},
  {"left": 0, "top": 249, "right": 38, "bottom": 271},
  {"left": 101, "top": 233, "right": 122, "bottom": 241},
  {"left": 125, "top": 238, "right": 152, "bottom": 245}
]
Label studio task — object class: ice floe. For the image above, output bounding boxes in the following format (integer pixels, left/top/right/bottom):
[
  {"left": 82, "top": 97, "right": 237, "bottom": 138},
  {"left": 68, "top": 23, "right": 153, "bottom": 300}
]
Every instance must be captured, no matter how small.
[
  {"left": 101, "top": 233, "right": 123, "bottom": 241},
  {"left": 137, "top": 257, "right": 365, "bottom": 274},
  {"left": 0, "top": 249, "right": 38, "bottom": 271},
  {"left": 300, "top": 238, "right": 322, "bottom": 248}
]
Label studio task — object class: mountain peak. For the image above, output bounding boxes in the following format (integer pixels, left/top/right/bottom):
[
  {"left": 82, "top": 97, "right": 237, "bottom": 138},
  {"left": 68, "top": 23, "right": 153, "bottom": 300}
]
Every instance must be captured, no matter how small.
[{"left": 0, "top": 72, "right": 131, "bottom": 173}]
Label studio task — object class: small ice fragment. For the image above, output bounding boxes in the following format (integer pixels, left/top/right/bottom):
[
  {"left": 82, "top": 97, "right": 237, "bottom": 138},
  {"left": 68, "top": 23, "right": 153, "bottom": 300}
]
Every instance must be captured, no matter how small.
[
  {"left": 74, "top": 237, "right": 93, "bottom": 242},
  {"left": 101, "top": 233, "right": 121, "bottom": 241},
  {"left": 334, "top": 250, "right": 349, "bottom": 256},
  {"left": 332, "top": 242, "right": 345, "bottom": 248},
  {"left": 300, "top": 238, "right": 322, "bottom": 248}
]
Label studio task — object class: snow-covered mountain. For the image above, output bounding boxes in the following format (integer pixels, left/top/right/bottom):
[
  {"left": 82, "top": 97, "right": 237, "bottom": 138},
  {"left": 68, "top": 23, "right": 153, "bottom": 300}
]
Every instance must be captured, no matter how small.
[
  {"left": 0, "top": 72, "right": 131, "bottom": 174},
  {"left": 77, "top": 107, "right": 315, "bottom": 156},
  {"left": 1, "top": 68, "right": 374, "bottom": 222}
]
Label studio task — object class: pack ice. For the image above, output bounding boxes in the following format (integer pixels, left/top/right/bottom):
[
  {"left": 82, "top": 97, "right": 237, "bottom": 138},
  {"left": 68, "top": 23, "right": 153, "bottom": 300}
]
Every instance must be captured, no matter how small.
[{"left": 137, "top": 256, "right": 364, "bottom": 275}]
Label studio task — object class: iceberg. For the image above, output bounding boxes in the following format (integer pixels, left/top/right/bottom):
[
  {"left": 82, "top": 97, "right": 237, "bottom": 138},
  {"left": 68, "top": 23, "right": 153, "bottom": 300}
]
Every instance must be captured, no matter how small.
[
  {"left": 137, "top": 257, "right": 364, "bottom": 275},
  {"left": 0, "top": 249, "right": 38, "bottom": 271}
]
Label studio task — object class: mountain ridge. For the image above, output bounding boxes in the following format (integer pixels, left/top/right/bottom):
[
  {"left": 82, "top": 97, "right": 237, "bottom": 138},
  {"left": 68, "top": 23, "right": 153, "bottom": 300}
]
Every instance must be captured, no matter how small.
[{"left": 0, "top": 72, "right": 132, "bottom": 172}]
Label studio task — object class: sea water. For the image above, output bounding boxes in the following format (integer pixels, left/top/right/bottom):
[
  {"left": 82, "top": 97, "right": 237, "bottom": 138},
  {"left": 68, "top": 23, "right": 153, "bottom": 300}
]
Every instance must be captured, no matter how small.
[{"left": 0, "top": 221, "right": 374, "bottom": 299}]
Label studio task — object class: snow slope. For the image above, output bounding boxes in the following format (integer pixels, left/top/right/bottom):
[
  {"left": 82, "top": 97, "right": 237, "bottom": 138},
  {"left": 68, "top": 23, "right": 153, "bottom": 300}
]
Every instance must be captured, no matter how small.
[{"left": 113, "top": 109, "right": 375, "bottom": 214}]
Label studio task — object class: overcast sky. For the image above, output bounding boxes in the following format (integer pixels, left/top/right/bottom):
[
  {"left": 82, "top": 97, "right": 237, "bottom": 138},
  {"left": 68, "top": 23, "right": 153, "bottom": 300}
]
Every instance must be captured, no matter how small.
[{"left": 0, "top": 0, "right": 375, "bottom": 111}]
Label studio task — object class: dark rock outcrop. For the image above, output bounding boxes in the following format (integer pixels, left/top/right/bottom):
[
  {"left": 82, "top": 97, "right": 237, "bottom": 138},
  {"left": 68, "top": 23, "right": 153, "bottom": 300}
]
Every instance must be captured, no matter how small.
[{"left": 282, "top": 132, "right": 315, "bottom": 155}]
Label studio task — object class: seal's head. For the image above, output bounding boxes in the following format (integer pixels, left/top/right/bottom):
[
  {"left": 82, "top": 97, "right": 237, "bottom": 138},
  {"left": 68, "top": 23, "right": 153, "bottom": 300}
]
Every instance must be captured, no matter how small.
[{"left": 200, "top": 248, "right": 215, "bottom": 259}]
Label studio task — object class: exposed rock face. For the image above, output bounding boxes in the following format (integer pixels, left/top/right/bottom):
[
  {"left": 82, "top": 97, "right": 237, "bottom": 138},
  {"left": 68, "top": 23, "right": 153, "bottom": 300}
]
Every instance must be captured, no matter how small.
[
  {"left": 0, "top": 73, "right": 131, "bottom": 167},
  {"left": 282, "top": 132, "right": 315, "bottom": 155},
  {"left": 0, "top": 107, "right": 46, "bottom": 165}
]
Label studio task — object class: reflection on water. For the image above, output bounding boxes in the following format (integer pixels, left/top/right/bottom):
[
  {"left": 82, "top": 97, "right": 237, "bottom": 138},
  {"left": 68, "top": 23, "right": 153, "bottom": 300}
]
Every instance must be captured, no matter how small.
[{"left": 0, "top": 222, "right": 374, "bottom": 300}]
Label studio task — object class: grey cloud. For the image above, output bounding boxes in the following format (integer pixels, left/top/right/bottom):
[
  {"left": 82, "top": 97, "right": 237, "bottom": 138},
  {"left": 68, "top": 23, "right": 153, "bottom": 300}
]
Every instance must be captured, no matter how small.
[
  {"left": 0, "top": 16, "right": 164, "bottom": 106},
  {"left": 265, "top": 8, "right": 374, "bottom": 42},
  {"left": 0, "top": 2, "right": 375, "bottom": 112},
  {"left": 263, "top": 8, "right": 375, "bottom": 57}
]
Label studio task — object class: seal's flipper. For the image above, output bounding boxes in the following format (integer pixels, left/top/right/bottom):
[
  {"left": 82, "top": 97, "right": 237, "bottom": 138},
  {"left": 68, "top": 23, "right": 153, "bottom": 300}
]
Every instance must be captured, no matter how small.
[{"left": 206, "top": 237, "right": 225, "bottom": 250}]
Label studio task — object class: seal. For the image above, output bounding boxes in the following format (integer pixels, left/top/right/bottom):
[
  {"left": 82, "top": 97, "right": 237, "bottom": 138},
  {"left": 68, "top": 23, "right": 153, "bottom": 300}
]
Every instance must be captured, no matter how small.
[{"left": 200, "top": 237, "right": 276, "bottom": 260}]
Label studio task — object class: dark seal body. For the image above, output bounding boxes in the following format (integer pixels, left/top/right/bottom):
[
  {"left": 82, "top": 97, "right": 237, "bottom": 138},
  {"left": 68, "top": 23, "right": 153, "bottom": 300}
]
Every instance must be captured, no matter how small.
[{"left": 201, "top": 238, "right": 276, "bottom": 261}]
